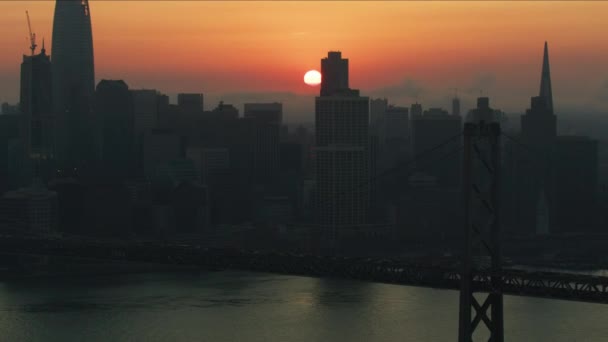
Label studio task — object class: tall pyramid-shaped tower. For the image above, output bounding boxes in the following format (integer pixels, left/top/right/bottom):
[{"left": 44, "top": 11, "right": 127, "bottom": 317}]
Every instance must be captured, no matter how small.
[{"left": 539, "top": 41, "right": 553, "bottom": 113}]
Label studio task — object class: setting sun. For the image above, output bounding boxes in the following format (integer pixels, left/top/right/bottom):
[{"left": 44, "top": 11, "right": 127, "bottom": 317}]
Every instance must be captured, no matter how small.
[{"left": 304, "top": 70, "right": 321, "bottom": 86}]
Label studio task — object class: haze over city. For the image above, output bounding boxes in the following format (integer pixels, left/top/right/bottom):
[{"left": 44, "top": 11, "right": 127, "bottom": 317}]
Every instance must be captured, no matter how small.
[
  {"left": 1, "top": 1, "right": 608, "bottom": 341},
  {"left": 1, "top": 1, "right": 608, "bottom": 122}
]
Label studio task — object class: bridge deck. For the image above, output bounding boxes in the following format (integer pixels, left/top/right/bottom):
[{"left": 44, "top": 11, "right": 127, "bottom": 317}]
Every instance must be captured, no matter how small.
[{"left": 1, "top": 237, "right": 607, "bottom": 304}]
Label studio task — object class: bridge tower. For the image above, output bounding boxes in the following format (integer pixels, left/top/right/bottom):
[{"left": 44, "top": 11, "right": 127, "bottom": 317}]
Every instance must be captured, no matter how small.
[{"left": 459, "top": 122, "right": 503, "bottom": 342}]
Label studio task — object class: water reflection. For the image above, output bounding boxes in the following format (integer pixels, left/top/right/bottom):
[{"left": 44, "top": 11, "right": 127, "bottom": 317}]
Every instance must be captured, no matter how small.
[{"left": 0, "top": 271, "right": 606, "bottom": 342}]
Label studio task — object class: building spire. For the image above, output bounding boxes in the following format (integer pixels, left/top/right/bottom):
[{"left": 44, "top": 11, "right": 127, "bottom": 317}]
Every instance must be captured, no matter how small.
[{"left": 539, "top": 41, "right": 553, "bottom": 113}]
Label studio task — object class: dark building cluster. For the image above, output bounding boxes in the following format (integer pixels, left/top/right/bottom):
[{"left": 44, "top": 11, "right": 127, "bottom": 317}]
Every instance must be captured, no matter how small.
[
  {"left": 0, "top": 0, "right": 604, "bottom": 255},
  {"left": 503, "top": 43, "right": 602, "bottom": 236}
]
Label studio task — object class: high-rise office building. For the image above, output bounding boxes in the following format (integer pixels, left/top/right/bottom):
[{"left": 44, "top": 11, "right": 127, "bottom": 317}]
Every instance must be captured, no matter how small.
[
  {"left": 20, "top": 44, "right": 53, "bottom": 169},
  {"left": 244, "top": 103, "right": 282, "bottom": 183},
  {"left": 320, "top": 51, "right": 349, "bottom": 96},
  {"left": 554, "top": 136, "right": 598, "bottom": 233},
  {"left": 511, "top": 42, "right": 559, "bottom": 235},
  {"left": 132, "top": 90, "right": 161, "bottom": 136},
  {"left": 315, "top": 79, "right": 370, "bottom": 228},
  {"left": 411, "top": 108, "right": 461, "bottom": 187},
  {"left": 383, "top": 106, "right": 409, "bottom": 143},
  {"left": 52, "top": 0, "right": 96, "bottom": 172},
  {"left": 370, "top": 98, "right": 388, "bottom": 128},
  {"left": 377, "top": 105, "right": 410, "bottom": 174},
  {"left": 131, "top": 89, "right": 168, "bottom": 178},
  {"left": 177, "top": 93, "right": 204, "bottom": 115},
  {"left": 95, "top": 80, "right": 134, "bottom": 181}
]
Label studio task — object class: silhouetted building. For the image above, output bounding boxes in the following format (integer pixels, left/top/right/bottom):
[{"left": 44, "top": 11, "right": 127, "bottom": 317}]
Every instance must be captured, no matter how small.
[
  {"left": 377, "top": 105, "right": 410, "bottom": 174},
  {"left": 95, "top": 80, "right": 134, "bottom": 181},
  {"left": 155, "top": 158, "right": 199, "bottom": 184},
  {"left": 467, "top": 97, "right": 498, "bottom": 123},
  {"left": 315, "top": 85, "right": 369, "bottom": 228},
  {"left": 20, "top": 44, "right": 53, "bottom": 172},
  {"left": 208, "top": 169, "right": 253, "bottom": 225},
  {"left": 132, "top": 90, "right": 161, "bottom": 136},
  {"left": 507, "top": 43, "right": 559, "bottom": 235},
  {"left": 452, "top": 96, "right": 461, "bottom": 116},
  {"left": 211, "top": 101, "right": 239, "bottom": 120},
  {"left": 321, "top": 51, "right": 349, "bottom": 96},
  {"left": 85, "top": 181, "right": 131, "bottom": 236},
  {"left": 156, "top": 93, "right": 171, "bottom": 129},
  {"left": 177, "top": 93, "right": 204, "bottom": 115},
  {"left": 186, "top": 147, "right": 230, "bottom": 186},
  {"left": 411, "top": 108, "right": 461, "bottom": 187},
  {"left": 143, "top": 129, "right": 181, "bottom": 179},
  {"left": 52, "top": 0, "right": 96, "bottom": 173},
  {"left": 514, "top": 96, "right": 557, "bottom": 234},
  {"left": 0, "top": 178, "right": 57, "bottom": 235},
  {"left": 1, "top": 103, "right": 19, "bottom": 115},
  {"left": 370, "top": 98, "right": 388, "bottom": 128},
  {"left": 315, "top": 145, "right": 368, "bottom": 226},
  {"left": 175, "top": 93, "right": 205, "bottom": 145},
  {"left": 0, "top": 115, "right": 21, "bottom": 193},
  {"left": 382, "top": 105, "right": 409, "bottom": 143},
  {"left": 554, "top": 136, "right": 598, "bottom": 233},
  {"left": 48, "top": 177, "right": 84, "bottom": 234},
  {"left": 279, "top": 142, "right": 303, "bottom": 205},
  {"left": 540, "top": 41, "right": 554, "bottom": 113},
  {"left": 410, "top": 103, "right": 423, "bottom": 117},
  {"left": 253, "top": 196, "right": 293, "bottom": 226},
  {"left": 280, "top": 143, "right": 302, "bottom": 173},
  {"left": 390, "top": 172, "right": 461, "bottom": 240},
  {"left": 244, "top": 103, "right": 282, "bottom": 183},
  {"left": 172, "top": 181, "right": 209, "bottom": 234}
]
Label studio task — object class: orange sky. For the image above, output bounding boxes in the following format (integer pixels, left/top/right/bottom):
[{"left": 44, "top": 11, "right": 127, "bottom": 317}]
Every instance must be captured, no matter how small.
[{"left": 1, "top": 1, "right": 607, "bottom": 114}]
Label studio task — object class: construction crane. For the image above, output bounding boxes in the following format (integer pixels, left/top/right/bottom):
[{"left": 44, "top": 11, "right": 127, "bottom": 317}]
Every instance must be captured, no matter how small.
[{"left": 26, "top": 10, "right": 37, "bottom": 55}]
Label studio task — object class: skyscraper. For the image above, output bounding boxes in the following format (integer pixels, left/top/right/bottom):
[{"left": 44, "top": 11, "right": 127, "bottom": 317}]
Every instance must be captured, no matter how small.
[
  {"left": 177, "top": 93, "right": 204, "bottom": 115},
  {"left": 509, "top": 42, "right": 558, "bottom": 235},
  {"left": 244, "top": 103, "right": 282, "bottom": 184},
  {"left": 320, "top": 51, "right": 349, "bottom": 96},
  {"left": 539, "top": 41, "right": 553, "bottom": 113},
  {"left": 95, "top": 80, "right": 134, "bottom": 181},
  {"left": 52, "top": 0, "right": 96, "bottom": 173},
  {"left": 20, "top": 43, "right": 53, "bottom": 168},
  {"left": 315, "top": 52, "right": 369, "bottom": 229},
  {"left": 554, "top": 136, "right": 598, "bottom": 233},
  {"left": 411, "top": 108, "right": 461, "bottom": 187},
  {"left": 370, "top": 98, "right": 388, "bottom": 128}
]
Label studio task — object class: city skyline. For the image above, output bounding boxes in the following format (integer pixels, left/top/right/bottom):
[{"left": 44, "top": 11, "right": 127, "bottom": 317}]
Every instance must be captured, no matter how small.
[
  {"left": 1, "top": 1, "right": 607, "bottom": 119},
  {"left": 0, "top": 3, "right": 607, "bottom": 340}
]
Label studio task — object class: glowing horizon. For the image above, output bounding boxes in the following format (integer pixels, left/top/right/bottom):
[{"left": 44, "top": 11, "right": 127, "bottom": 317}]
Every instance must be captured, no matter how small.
[{"left": 1, "top": 1, "right": 607, "bottom": 113}]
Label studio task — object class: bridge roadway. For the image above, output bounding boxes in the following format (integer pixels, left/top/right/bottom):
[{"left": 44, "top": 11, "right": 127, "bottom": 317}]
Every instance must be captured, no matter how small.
[{"left": 1, "top": 236, "right": 608, "bottom": 304}]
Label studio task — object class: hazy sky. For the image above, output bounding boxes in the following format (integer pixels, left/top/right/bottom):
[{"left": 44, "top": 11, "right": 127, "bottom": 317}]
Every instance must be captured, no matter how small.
[{"left": 1, "top": 1, "right": 607, "bottom": 121}]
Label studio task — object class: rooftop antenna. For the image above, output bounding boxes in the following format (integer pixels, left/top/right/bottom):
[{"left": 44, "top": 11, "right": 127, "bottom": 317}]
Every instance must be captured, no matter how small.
[{"left": 26, "top": 11, "right": 37, "bottom": 56}]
